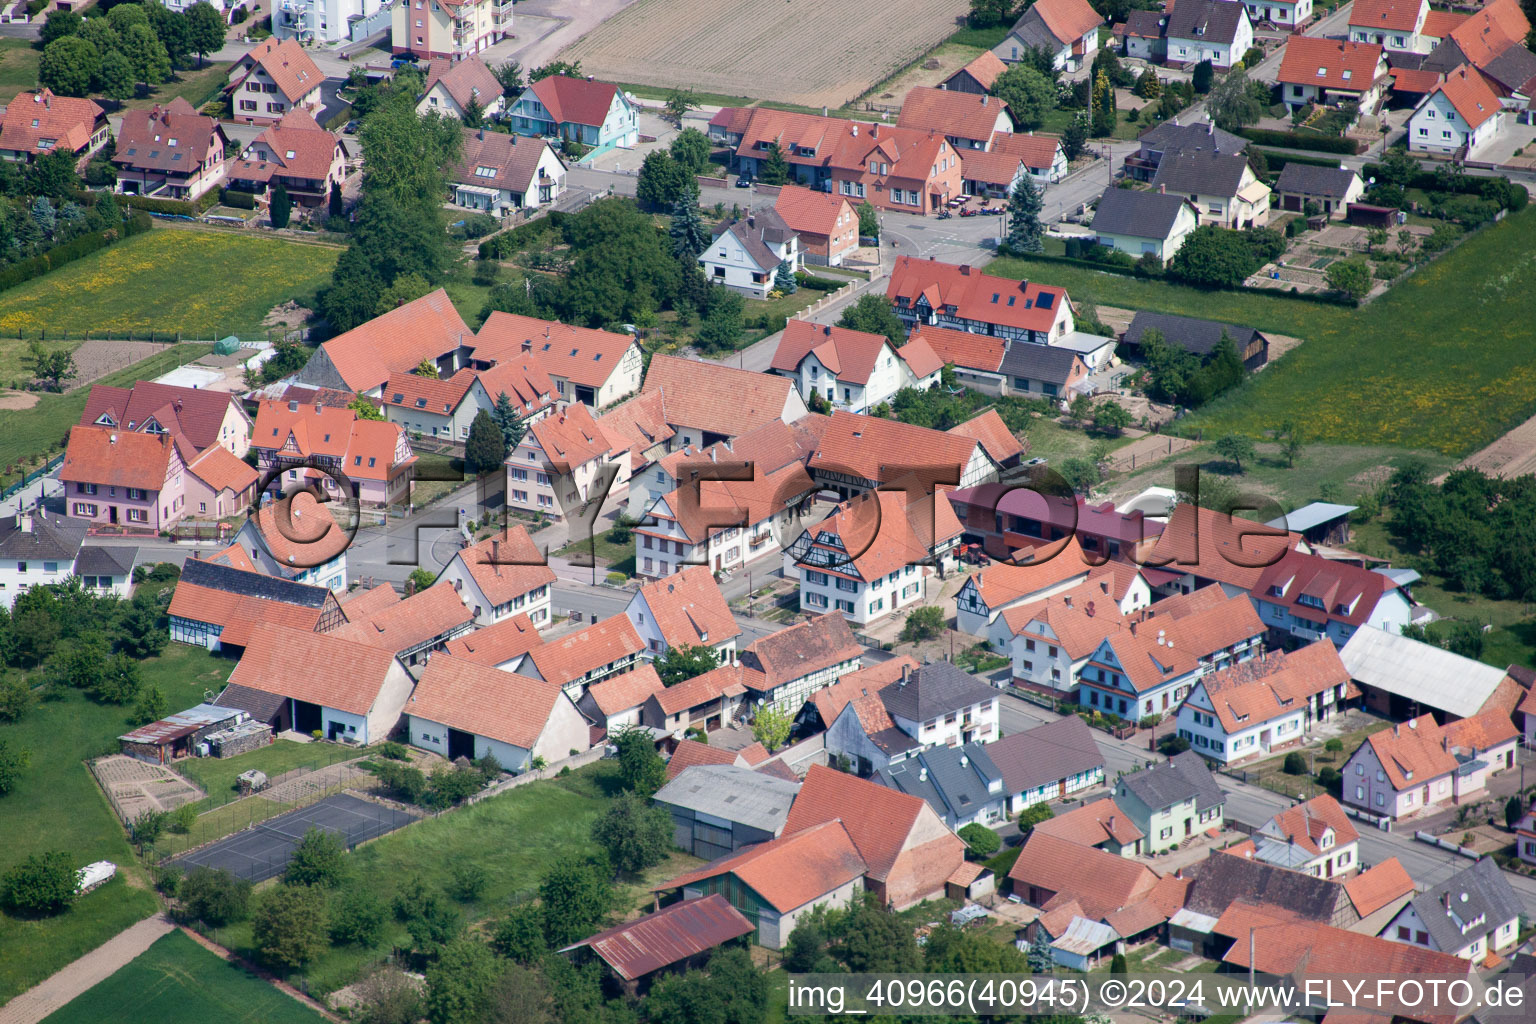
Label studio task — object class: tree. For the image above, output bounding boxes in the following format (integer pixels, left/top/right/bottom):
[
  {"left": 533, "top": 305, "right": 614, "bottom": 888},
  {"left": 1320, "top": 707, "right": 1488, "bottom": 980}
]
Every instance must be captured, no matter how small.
[
  {"left": 1027, "top": 933, "right": 1055, "bottom": 972},
  {"left": 1057, "top": 456, "right": 1102, "bottom": 494},
  {"left": 404, "top": 888, "right": 464, "bottom": 953},
  {"left": 491, "top": 903, "right": 546, "bottom": 964},
  {"left": 530, "top": 59, "right": 581, "bottom": 82},
  {"left": 1208, "top": 67, "right": 1265, "bottom": 131},
  {"left": 655, "top": 642, "right": 720, "bottom": 687},
  {"left": 669, "top": 193, "right": 710, "bottom": 260},
  {"left": 1134, "top": 69, "right": 1162, "bottom": 99},
  {"left": 1015, "top": 801, "right": 1054, "bottom": 835},
  {"left": 0, "top": 739, "right": 30, "bottom": 796},
  {"left": 132, "top": 684, "right": 168, "bottom": 725},
  {"left": 1169, "top": 224, "right": 1264, "bottom": 288},
  {"left": 1507, "top": 796, "right": 1527, "bottom": 828},
  {"left": 466, "top": 409, "right": 508, "bottom": 474},
  {"left": 349, "top": 395, "right": 384, "bottom": 422},
  {"left": 358, "top": 101, "right": 463, "bottom": 208},
  {"left": 487, "top": 963, "right": 554, "bottom": 1024},
  {"left": 696, "top": 287, "right": 744, "bottom": 353},
  {"left": 27, "top": 342, "right": 76, "bottom": 391},
  {"left": 0, "top": 677, "right": 34, "bottom": 725},
  {"left": 1214, "top": 434, "right": 1256, "bottom": 472},
  {"left": 591, "top": 790, "right": 674, "bottom": 876},
  {"left": 773, "top": 259, "right": 798, "bottom": 296},
  {"left": 491, "top": 391, "right": 526, "bottom": 452},
  {"left": 39, "top": 37, "right": 100, "bottom": 98},
  {"left": 121, "top": 23, "right": 172, "bottom": 85},
  {"left": 40, "top": 10, "right": 81, "bottom": 49},
  {"left": 1091, "top": 68, "right": 1116, "bottom": 137},
  {"left": 448, "top": 863, "right": 489, "bottom": 903},
  {"left": 758, "top": 141, "right": 789, "bottom": 185},
  {"left": 461, "top": 94, "right": 485, "bottom": 128},
  {"left": 992, "top": 65, "right": 1054, "bottom": 131},
  {"left": 179, "top": 867, "right": 252, "bottom": 927},
  {"left": 184, "top": 1, "right": 225, "bottom": 66},
  {"left": 329, "top": 181, "right": 345, "bottom": 220},
  {"left": 285, "top": 827, "right": 347, "bottom": 888},
  {"left": 1095, "top": 400, "right": 1131, "bottom": 435},
  {"left": 147, "top": 3, "right": 191, "bottom": 70},
  {"left": 356, "top": 968, "right": 425, "bottom": 1024},
  {"left": 270, "top": 184, "right": 292, "bottom": 229},
  {"left": 95, "top": 50, "right": 135, "bottom": 104},
  {"left": 613, "top": 726, "right": 667, "bottom": 796},
  {"left": 253, "top": 884, "right": 328, "bottom": 969},
  {"left": 900, "top": 604, "right": 945, "bottom": 642},
  {"left": 637, "top": 150, "right": 691, "bottom": 209},
  {"left": 1326, "top": 256, "right": 1372, "bottom": 300},
  {"left": 957, "top": 822, "right": 1000, "bottom": 858},
  {"left": 1, "top": 851, "right": 76, "bottom": 917},
  {"left": 1061, "top": 112, "right": 1090, "bottom": 161},
  {"left": 539, "top": 860, "right": 612, "bottom": 946},
  {"left": 1192, "top": 59, "right": 1215, "bottom": 94},
  {"left": 670, "top": 126, "right": 710, "bottom": 173},
  {"left": 1158, "top": 732, "right": 1191, "bottom": 756},
  {"left": 837, "top": 292, "right": 906, "bottom": 346},
  {"left": 753, "top": 703, "right": 793, "bottom": 752},
  {"left": 425, "top": 938, "right": 502, "bottom": 1024},
  {"left": 835, "top": 898, "right": 922, "bottom": 972},
  {"left": 1003, "top": 173, "right": 1045, "bottom": 256},
  {"left": 1273, "top": 419, "right": 1305, "bottom": 467},
  {"left": 968, "top": 0, "right": 1012, "bottom": 26},
  {"left": 855, "top": 200, "right": 879, "bottom": 240}
]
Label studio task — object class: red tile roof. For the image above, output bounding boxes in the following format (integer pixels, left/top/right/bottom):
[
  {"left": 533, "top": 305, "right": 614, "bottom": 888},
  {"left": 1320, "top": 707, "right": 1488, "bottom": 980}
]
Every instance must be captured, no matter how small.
[
  {"left": 1447, "top": 0, "right": 1530, "bottom": 65},
  {"left": 187, "top": 443, "right": 259, "bottom": 496},
  {"left": 63, "top": 424, "right": 181, "bottom": 491},
  {"left": 810, "top": 409, "right": 981, "bottom": 486},
  {"left": 407, "top": 653, "right": 569, "bottom": 749},
  {"left": 474, "top": 313, "right": 637, "bottom": 391},
  {"left": 560, "top": 895, "right": 754, "bottom": 980},
  {"left": 989, "top": 131, "right": 1065, "bottom": 172},
  {"left": 330, "top": 582, "right": 472, "bottom": 654},
  {"left": 954, "top": 51, "right": 1008, "bottom": 91},
  {"left": 422, "top": 55, "right": 502, "bottom": 111},
  {"left": 521, "top": 613, "right": 643, "bottom": 686},
  {"left": 898, "top": 86, "right": 1012, "bottom": 144},
  {"left": 896, "top": 334, "right": 943, "bottom": 380},
  {"left": 649, "top": 458, "right": 815, "bottom": 546},
  {"left": 773, "top": 184, "right": 854, "bottom": 238},
  {"left": 206, "top": 542, "right": 257, "bottom": 571},
  {"left": 782, "top": 764, "right": 932, "bottom": 882},
  {"left": 1431, "top": 65, "right": 1503, "bottom": 130},
  {"left": 808, "top": 656, "right": 919, "bottom": 726},
  {"left": 81, "top": 380, "right": 244, "bottom": 456},
  {"left": 634, "top": 565, "right": 740, "bottom": 650},
  {"left": 643, "top": 353, "right": 801, "bottom": 437},
  {"left": 339, "top": 583, "right": 401, "bottom": 621},
  {"left": 528, "top": 74, "right": 621, "bottom": 129},
  {"left": 908, "top": 324, "right": 1007, "bottom": 374},
  {"left": 1361, "top": 714, "right": 1460, "bottom": 791},
  {"left": 448, "top": 526, "right": 556, "bottom": 609},
  {"left": 887, "top": 256, "right": 1070, "bottom": 335},
  {"left": 1093, "top": 587, "right": 1263, "bottom": 694},
  {"left": 740, "top": 612, "right": 864, "bottom": 693},
  {"left": 967, "top": 536, "right": 1094, "bottom": 609},
  {"left": 665, "top": 737, "right": 742, "bottom": 781},
  {"left": 167, "top": 576, "right": 328, "bottom": 638},
  {"left": 1026, "top": 0, "right": 1106, "bottom": 47},
  {"left": 1144, "top": 501, "right": 1303, "bottom": 591},
  {"left": 1221, "top": 917, "right": 1471, "bottom": 1001},
  {"left": 999, "top": 567, "right": 1133, "bottom": 657},
  {"left": 0, "top": 89, "right": 103, "bottom": 156},
  {"left": 1349, "top": 0, "right": 1425, "bottom": 32},
  {"left": 585, "top": 662, "right": 664, "bottom": 717},
  {"left": 1391, "top": 67, "right": 1444, "bottom": 93},
  {"left": 650, "top": 661, "right": 747, "bottom": 716},
  {"left": 1343, "top": 856, "right": 1416, "bottom": 917},
  {"left": 660, "top": 819, "right": 867, "bottom": 912},
  {"left": 237, "top": 37, "right": 322, "bottom": 103},
  {"left": 451, "top": 129, "right": 564, "bottom": 200},
  {"left": 317, "top": 289, "right": 472, "bottom": 395},
  {"left": 442, "top": 611, "right": 542, "bottom": 666},
  {"left": 1420, "top": 8, "right": 1468, "bottom": 38},
  {"left": 798, "top": 486, "right": 961, "bottom": 582},
  {"left": 1277, "top": 37, "right": 1385, "bottom": 92},
  {"left": 229, "top": 622, "right": 400, "bottom": 715},
  {"left": 245, "top": 493, "right": 351, "bottom": 574},
  {"left": 1191, "top": 639, "right": 1354, "bottom": 734},
  {"left": 230, "top": 108, "right": 341, "bottom": 184},
  {"left": 1033, "top": 797, "right": 1146, "bottom": 846},
  {"left": 596, "top": 390, "right": 674, "bottom": 472},
  {"left": 382, "top": 368, "right": 476, "bottom": 418},
  {"left": 475, "top": 357, "right": 557, "bottom": 417},
  {"left": 948, "top": 409, "right": 1022, "bottom": 464},
  {"left": 772, "top": 320, "right": 893, "bottom": 385},
  {"left": 1442, "top": 706, "right": 1519, "bottom": 750},
  {"left": 1007, "top": 832, "right": 1161, "bottom": 919},
  {"left": 1260, "top": 794, "right": 1360, "bottom": 856},
  {"left": 113, "top": 98, "right": 224, "bottom": 176},
  {"left": 529, "top": 402, "right": 613, "bottom": 475}
]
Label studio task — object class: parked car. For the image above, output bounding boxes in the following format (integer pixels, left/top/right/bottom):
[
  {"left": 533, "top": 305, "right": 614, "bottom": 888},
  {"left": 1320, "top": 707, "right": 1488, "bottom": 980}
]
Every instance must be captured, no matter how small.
[{"left": 735, "top": 175, "right": 752, "bottom": 189}]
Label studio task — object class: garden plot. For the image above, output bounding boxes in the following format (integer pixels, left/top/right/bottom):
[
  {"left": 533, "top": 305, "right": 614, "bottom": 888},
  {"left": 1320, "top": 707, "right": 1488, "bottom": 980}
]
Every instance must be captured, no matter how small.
[
  {"left": 562, "top": 0, "right": 970, "bottom": 108},
  {"left": 91, "top": 754, "right": 205, "bottom": 824},
  {"left": 68, "top": 341, "right": 174, "bottom": 389}
]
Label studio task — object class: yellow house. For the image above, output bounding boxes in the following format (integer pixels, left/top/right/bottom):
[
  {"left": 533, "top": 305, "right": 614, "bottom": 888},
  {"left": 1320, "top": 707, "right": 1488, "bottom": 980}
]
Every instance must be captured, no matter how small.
[{"left": 392, "top": 0, "right": 511, "bottom": 59}]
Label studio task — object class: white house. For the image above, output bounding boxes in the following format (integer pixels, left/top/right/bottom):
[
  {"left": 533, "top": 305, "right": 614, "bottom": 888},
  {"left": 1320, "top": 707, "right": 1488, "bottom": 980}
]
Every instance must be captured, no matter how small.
[
  {"left": 1408, "top": 66, "right": 1505, "bottom": 157},
  {"left": 438, "top": 527, "right": 556, "bottom": 626},
  {"left": 406, "top": 654, "right": 590, "bottom": 771},
  {"left": 1165, "top": 0, "right": 1254, "bottom": 70},
  {"left": 383, "top": 359, "right": 556, "bottom": 443},
  {"left": 769, "top": 320, "right": 940, "bottom": 414},
  {"left": 417, "top": 56, "right": 506, "bottom": 121},
  {"left": 1243, "top": 0, "right": 1312, "bottom": 29},
  {"left": 993, "top": 0, "right": 1104, "bottom": 72},
  {"left": 508, "top": 73, "right": 638, "bottom": 153},
  {"left": 635, "top": 459, "right": 816, "bottom": 579},
  {"left": 1381, "top": 858, "right": 1522, "bottom": 962},
  {"left": 273, "top": 0, "right": 382, "bottom": 43},
  {"left": 1150, "top": 149, "right": 1271, "bottom": 228},
  {"left": 449, "top": 129, "right": 566, "bottom": 216},
  {"left": 625, "top": 565, "right": 742, "bottom": 662},
  {"left": 473, "top": 313, "right": 644, "bottom": 409},
  {"left": 227, "top": 38, "right": 324, "bottom": 126},
  {"left": 1090, "top": 187, "right": 1201, "bottom": 264},
  {"left": 1348, "top": 0, "right": 1431, "bottom": 52},
  {"left": 504, "top": 403, "right": 629, "bottom": 519},
  {"left": 1251, "top": 551, "right": 1413, "bottom": 648},
  {"left": 1341, "top": 711, "right": 1519, "bottom": 820},
  {"left": 954, "top": 537, "right": 1097, "bottom": 639},
  {"left": 1275, "top": 38, "right": 1389, "bottom": 114},
  {"left": 1174, "top": 640, "right": 1354, "bottom": 765},
  {"left": 1232, "top": 795, "right": 1360, "bottom": 880},
  {"left": 700, "top": 210, "right": 800, "bottom": 300},
  {"left": 0, "top": 510, "right": 136, "bottom": 608},
  {"left": 234, "top": 496, "right": 349, "bottom": 592},
  {"left": 1004, "top": 568, "right": 1152, "bottom": 694}
]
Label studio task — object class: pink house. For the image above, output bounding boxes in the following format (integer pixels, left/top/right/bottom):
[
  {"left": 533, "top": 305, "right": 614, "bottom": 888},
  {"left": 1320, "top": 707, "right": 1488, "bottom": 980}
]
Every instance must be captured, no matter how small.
[
  {"left": 62, "top": 425, "right": 187, "bottom": 529},
  {"left": 184, "top": 444, "right": 260, "bottom": 519},
  {"left": 1342, "top": 711, "right": 1519, "bottom": 820}
]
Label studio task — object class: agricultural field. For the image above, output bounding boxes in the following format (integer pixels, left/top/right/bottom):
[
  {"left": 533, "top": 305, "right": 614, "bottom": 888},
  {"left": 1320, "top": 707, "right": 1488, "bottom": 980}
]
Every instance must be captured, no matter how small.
[
  {"left": 562, "top": 0, "right": 972, "bottom": 108},
  {"left": 0, "top": 646, "right": 235, "bottom": 1002},
  {"left": 992, "top": 205, "right": 1536, "bottom": 456},
  {"left": 41, "top": 931, "right": 326, "bottom": 1024},
  {"left": 0, "top": 228, "right": 339, "bottom": 340}
]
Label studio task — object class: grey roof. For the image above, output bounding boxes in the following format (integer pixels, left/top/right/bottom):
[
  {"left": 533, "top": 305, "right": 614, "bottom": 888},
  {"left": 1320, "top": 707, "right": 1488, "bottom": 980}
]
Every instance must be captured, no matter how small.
[
  {"left": 1118, "top": 749, "right": 1223, "bottom": 813},
  {"left": 876, "top": 741, "right": 1004, "bottom": 825},
  {"left": 211, "top": 681, "right": 289, "bottom": 723},
  {"left": 1182, "top": 853, "right": 1345, "bottom": 921},
  {"left": 1123, "top": 310, "right": 1264, "bottom": 358},
  {"left": 1421, "top": 39, "right": 1468, "bottom": 75},
  {"left": 179, "top": 556, "right": 332, "bottom": 609},
  {"left": 997, "top": 341, "right": 1084, "bottom": 387},
  {"left": 985, "top": 715, "right": 1103, "bottom": 795},
  {"left": 1137, "top": 119, "right": 1247, "bottom": 158},
  {"left": 1264, "top": 501, "right": 1358, "bottom": 533},
  {"left": 0, "top": 510, "right": 86, "bottom": 562},
  {"left": 1374, "top": 567, "right": 1421, "bottom": 587},
  {"left": 710, "top": 208, "right": 794, "bottom": 272},
  {"left": 76, "top": 545, "right": 139, "bottom": 577},
  {"left": 653, "top": 764, "right": 801, "bottom": 835},
  {"left": 1274, "top": 162, "right": 1359, "bottom": 200},
  {"left": 1123, "top": 10, "right": 1167, "bottom": 38},
  {"left": 1091, "top": 187, "right": 1193, "bottom": 239},
  {"left": 1339, "top": 625, "right": 1507, "bottom": 720},
  {"left": 1406, "top": 858, "right": 1523, "bottom": 952},
  {"left": 1166, "top": 0, "right": 1250, "bottom": 46},
  {"left": 1481, "top": 44, "right": 1536, "bottom": 94},
  {"left": 1150, "top": 149, "right": 1251, "bottom": 199},
  {"left": 879, "top": 661, "right": 999, "bottom": 723}
]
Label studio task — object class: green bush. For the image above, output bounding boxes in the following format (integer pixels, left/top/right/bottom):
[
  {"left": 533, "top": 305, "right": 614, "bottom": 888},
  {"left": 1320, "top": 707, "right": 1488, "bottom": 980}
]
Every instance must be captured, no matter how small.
[
  {"left": 220, "top": 188, "right": 259, "bottom": 210},
  {"left": 0, "top": 212, "right": 152, "bottom": 294},
  {"left": 377, "top": 740, "right": 411, "bottom": 761},
  {"left": 794, "top": 271, "right": 844, "bottom": 291},
  {"left": 957, "top": 823, "right": 1001, "bottom": 859},
  {"left": 1, "top": 851, "right": 77, "bottom": 917},
  {"left": 118, "top": 190, "right": 222, "bottom": 217},
  {"left": 1283, "top": 752, "right": 1308, "bottom": 775},
  {"left": 1238, "top": 128, "right": 1360, "bottom": 154}
]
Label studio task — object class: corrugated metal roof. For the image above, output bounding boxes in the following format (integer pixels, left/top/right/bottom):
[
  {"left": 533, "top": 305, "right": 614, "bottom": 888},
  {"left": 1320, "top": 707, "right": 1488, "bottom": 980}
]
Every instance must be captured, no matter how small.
[
  {"left": 653, "top": 764, "right": 800, "bottom": 834},
  {"left": 559, "top": 894, "right": 754, "bottom": 980},
  {"left": 1339, "top": 625, "right": 1507, "bottom": 719},
  {"left": 1265, "top": 502, "right": 1359, "bottom": 533},
  {"left": 1052, "top": 915, "right": 1118, "bottom": 955},
  {"left": 119, "top": 703, "right": 240, "bottom": 745}
]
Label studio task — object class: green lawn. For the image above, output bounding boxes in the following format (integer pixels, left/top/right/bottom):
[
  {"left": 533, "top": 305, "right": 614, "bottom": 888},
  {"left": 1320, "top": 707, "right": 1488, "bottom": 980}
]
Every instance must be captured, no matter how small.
[
  {"left": 42, "top": 930, "right": 326, "bottom": 1024},
  {"left": 991, "top": 206, "right": 1536, "bottom": 456},
  {"left": 207, "top": 761, "right": 626, "bottom": 993},
  {"left": 0, "top": 228, "right": 339, "bottom": 339},
  {"left": 120, "top": 62, "right": 233, "bottom": 113},
  {"left": 556, "top": 523, "right": 635, "bottom": 575},
  {"left": 173, "top": 740, "right": 348, "bottom": 808},
  {"left": 0, "top": 343, "right": 212, "bottom": 495},
  {"left": 0, "top": 39, "right": 40, "bottom": 97},
  {"left": 0, "top": 645, "right": 234, "bottom": 1002}
]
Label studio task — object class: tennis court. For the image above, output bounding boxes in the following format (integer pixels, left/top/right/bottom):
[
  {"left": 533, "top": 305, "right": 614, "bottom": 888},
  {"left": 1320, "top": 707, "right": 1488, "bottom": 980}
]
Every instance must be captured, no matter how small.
[{"left": 170, "top": 793, "right": 418, "bottom": 882}]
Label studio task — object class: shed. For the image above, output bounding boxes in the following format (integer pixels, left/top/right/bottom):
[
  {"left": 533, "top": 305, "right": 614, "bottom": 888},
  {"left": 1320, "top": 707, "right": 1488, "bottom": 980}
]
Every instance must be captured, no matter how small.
[
  {"left": 652, "top": 764, "right": 801, "bottom": 859},
  {"left": 118, "top": 704, "right": 245, "bottom": 764},
  {"left": 559, "top": 894, "right": 753, "bottom": 994},
  {"left": 1339, "top": 625, "right": 1512, "bottom": 721},
  {"left": 1265, "top": 501, "right": 1358, "bottom": 546}
]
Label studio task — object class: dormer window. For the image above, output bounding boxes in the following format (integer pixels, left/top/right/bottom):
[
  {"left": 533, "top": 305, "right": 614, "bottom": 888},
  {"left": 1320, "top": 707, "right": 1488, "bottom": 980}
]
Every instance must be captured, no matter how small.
[{"left": 1269, "top": 584, "right": 1285, "bottom": 597}]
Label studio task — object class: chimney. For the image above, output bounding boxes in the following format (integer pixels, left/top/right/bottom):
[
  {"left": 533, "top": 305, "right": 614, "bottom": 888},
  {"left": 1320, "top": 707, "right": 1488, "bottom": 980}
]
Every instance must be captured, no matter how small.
[
  {"left": 492, "top": 539, "right": 500, "bottom": 575},
  {"left": 1129, "top": 621, "right": 1137, "bottom": 636},
  {"left": 981, "top": 95, "right": 988, "bottom": 106},
  {"left": 478, "top": 128, "right": 485, "bottom": 140},
  {"left": 1063, "top": 595, "right": 1072, "bottom": 608},
  {"left": 959, "top": 265, "right": 971, "bottom": 276},
  {"left": 1086, "top": 601, "right": 1096, "bottom": 618},
  {"left": 315, "top": 403, "right": 324, "bottom": 415},
  {"left": 288, "top": 400, "right": 299, "bottom": 412},
  {"left": 17, "top": 512, "right": 30, "bottom": 533},
  {"left": 901, "top": 664, "right": 910, "bottom": 687},
  {"left": 871, "top": 124, "right": 878, "bottom": 138},
  {"left": 521, "top": 338, "right": 532, "bottom": 352},
  {"left": 823, "top": 324, "right": 832, "bottom": 335},
  {"left": 1158, "top": 183, "right": 1166, "bottom": 194}
]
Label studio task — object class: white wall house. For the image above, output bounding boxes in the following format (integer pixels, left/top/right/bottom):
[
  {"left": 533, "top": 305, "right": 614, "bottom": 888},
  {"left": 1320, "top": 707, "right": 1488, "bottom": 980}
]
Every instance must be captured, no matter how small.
[
  {"left": 1244, "top": 0, "right": 1312, "bottom": 27},
  {"left": 1166, "top": 2, "right": 1254, "bottom": 69},
  {"left": 273, "top": 0, "right": 382, "bottom": 44},
  {"left": 699, "top": 213, "right": 800, "bottom": 301},
  {"left": 1408, "top": 72, "right": 1504, "bottom": 157},
  {"left": 406, "top": 655, "right": 590, "bottom": 772},
  {"left": 438, "top": 530, "right": 555, "bottom": 626}
]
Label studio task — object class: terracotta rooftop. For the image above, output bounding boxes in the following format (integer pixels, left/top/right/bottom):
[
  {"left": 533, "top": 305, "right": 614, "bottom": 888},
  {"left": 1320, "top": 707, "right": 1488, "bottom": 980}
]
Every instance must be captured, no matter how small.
[
  {"left": 187, "top": 443, "right": 258, "bottom": 496},
  {"left": 1007, "top": 831, "right": 1160, "bottom": 919},
  {"left": 772, "top": 320, "right": 893, "bottom": 386},
  {"left": 948, "top": 409, "right": 1022, "bottom": 465},
  {"left": 311, "top": 289, "right": 471, "bottom": 395},
  {"left": 1144, "top": 502, "right": 1302, "bottom": 591},
  {"left": 558, "top": 894, "right": 754, "bottom": 981},
  {"left": 0, "top": 89, "right": 103, "bottom": 156},
  {"left": 633, "top": 565, "right": 740, "bottom": 651},
  {"left": 442, "top": 611, "right": 542, "bottom": 666},
  {"left": 228, "top": 622, "right": 400, "bottom": 716},
  {"left": 808, "top": 656, "right": 918, "bottom": 726},
  {"left": 407, "top": 654, "right": 568, "bottom": 750},
  {"left": 897, "top": 86, "right": 1011, "bottom": 143},
  {"left": 658, "top": 819, "right": 867, "bottom": 912},
  {"left": 585, "top": 662, "right": 664, "bottom": 718},
  {"left": 782, "top": 764, "right": 936, "bottom": 882},
  {"left": 773, "top": 184, "right": 853, "bottom": 238},
  {"left": 62, "top": 424, "right": 182, "bottom": 492},
  {"left": 1277, "top": 36, "right": 1385, "bottom": 91},
  {"left": 330, "top": 582, "right": 472, "bottom": 654},
  {"left": 887, "top": 255, "right": 1070, "bottom": 335},
  {"left": 1032, "top": 797, "right": 1145, "bottom": 847},
  {"left": 527, "top": 73, "right": 621, "bottom": 129},
  {"left": 1343, "top": 856, "right": 1416, "bottom": 917},
  {"left": 236, "top": 37, "right": 322, "bottom": 102},
  {"left": 528, "top": 402, "right": 613, "bottom": 475},
  {"left": 739, "top": 612, "right": 862, "bottom": 693},
  {"left": 81, "top": 380, "right": 243, "bottom": 455},
  {"left": 1191, "top": 638, "right": 1354, "bottom": 734},
  {"left": 649, "top": 661, "right": 747, "bottom": 716},
  {"left": 520, "top": 613, "right": 643, "bottom": 686},
  {"left": 643, "top": 353, "right": 801, "bottom": 437},
  {"left": 448, "top": 526, "right": 556, "bottom": 610},
  {"left": 474, "top": 312, "right": 635, "bottom": 390},
  {"left": 810, "top": 409, "right": 981, "bottom": 487},
  {"left": 1349, "top": 0, "right": 1426, "bottom": 32},
  {"left": 664, "top": 737, "right": 743, "bottom": 781}
]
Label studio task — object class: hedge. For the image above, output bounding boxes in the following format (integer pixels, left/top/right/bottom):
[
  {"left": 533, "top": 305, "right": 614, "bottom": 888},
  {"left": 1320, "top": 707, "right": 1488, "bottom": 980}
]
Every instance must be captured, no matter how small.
[
  {"left": 479, "top": 211, "right": 569, "bottom": 259},
  {"left": 1237, "top": 128, "right": 1362, "bottom": 155},
  {"left": 220, "top": 188, "right": 259, "bottom": 210},
  {"left": 1359, "top": 163, "right": 1516, "bottom": 200},
  {"left": 0, "top": 213, "right": 152, "bottom": 293},
  {"left": 117, "top": 190, "right": 223, "bottom": 218},
  {"left": 1000, "top": 249, "right": 1358, "bottom": 307},
  {"left": 794, "top": 272, "right": 845, "bottom": 291},
  {"left": 1251, "top": 148, "right": 1346, "bottom": 174}
]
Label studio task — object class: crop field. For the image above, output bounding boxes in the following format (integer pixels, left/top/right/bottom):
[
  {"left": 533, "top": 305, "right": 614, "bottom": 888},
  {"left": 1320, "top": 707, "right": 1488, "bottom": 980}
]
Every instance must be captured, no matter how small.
[{"left": 562, "top": 0, "right": 971, "bottom": 108}]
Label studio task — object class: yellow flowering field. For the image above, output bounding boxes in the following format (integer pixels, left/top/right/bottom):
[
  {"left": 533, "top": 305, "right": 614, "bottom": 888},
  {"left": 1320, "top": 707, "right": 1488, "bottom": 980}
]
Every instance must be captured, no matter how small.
[{"left": 0, "top": 229, "right": 338, "bottom": 340}]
